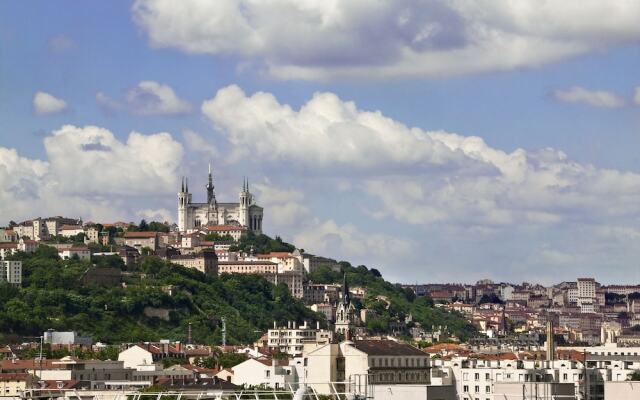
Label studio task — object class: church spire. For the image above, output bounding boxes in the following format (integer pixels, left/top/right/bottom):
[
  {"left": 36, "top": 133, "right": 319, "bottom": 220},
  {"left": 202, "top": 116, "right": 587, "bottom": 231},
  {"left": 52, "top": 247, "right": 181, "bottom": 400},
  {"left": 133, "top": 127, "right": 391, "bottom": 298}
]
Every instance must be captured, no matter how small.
[
  {"left": 207, "top": 163, "right": 216, "bottom": 204},
  {"left": 181, "top": 177, "right": 184, "bottom": 192},
  {"left": 341, "top": 273, "right": 350, "bottom": 306},
  {"left": 185, "top": 177, "right": 189, "bottom": 193}
]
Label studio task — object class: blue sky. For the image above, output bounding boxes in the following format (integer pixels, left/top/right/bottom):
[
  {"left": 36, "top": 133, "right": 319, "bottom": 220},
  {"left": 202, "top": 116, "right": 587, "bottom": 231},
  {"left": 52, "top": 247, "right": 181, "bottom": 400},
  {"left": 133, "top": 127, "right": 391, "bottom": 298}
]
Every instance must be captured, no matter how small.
[{"left": 2, "top": 1, "right": 640, "bottom": 284}]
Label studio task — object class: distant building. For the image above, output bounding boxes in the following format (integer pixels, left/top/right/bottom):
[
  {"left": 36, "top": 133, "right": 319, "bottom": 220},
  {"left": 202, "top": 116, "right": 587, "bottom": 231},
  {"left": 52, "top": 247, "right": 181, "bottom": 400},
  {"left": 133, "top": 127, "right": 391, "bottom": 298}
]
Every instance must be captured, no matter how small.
[
  {"left": 123, "top": 231, "right": 158, "bottom": 251},
  {"left": 58, "top": 246, "right": 91, "bottom": 261},
  {"left": 178, "top": 166, "right": 263, "bottom": 234},
  {"left": 43, "top": 330, "right": 92, "bottom": 346},
  {"left": 0, "top": 260, "right": 22, "bottom": 286},
  {"left": 170, "top": 250, "right": 218, "bottom": 275},
  {"left": 267, "top": 321, "right": 332, "bottom": 356}
]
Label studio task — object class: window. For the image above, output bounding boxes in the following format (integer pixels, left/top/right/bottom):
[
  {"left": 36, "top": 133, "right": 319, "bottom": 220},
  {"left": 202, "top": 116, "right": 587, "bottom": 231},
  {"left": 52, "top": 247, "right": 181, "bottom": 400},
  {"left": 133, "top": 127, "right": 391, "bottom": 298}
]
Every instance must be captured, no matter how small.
[
  {"left": 463, "top": 385, "right": 469, "bottom": 393},
  {"left": 475, "top": 373, "right": 480, "bottom": 381},
  {"left": 475, "top": 386, "right": 480, "bottom": 393},
  {"left": 486, "top": 386, "right": 490, "bottom": 393},
  {"left": 463, "top": 373, "right": 469, "bottom": 381},
  {"left": 265, "top": 370, "right": 270, "bottom": 378},
  {"left": 485, "top": 373, "right": 490, "bottom": 380}
]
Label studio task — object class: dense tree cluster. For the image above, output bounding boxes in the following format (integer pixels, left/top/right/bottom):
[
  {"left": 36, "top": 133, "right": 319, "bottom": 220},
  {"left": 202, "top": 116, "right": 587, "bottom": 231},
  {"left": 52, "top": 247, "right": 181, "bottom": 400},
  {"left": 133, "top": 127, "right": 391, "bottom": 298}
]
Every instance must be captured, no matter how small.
[
  {"left": 308, "top": 263, "right": 476, "bottom": 341},
  {"left": 0, "top": 245, "right": 320, "bottom": 345},
  {"left": 229, "top": 232, "right": 295, "bottom": 254}
]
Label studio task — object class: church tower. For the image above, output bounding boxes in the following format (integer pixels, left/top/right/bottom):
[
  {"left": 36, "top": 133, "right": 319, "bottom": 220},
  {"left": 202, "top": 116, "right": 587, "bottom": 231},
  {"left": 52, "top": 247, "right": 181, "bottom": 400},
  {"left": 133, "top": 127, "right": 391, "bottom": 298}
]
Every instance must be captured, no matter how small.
[
  {"left": 177, "top": 177, "right": 192, "bottom": 232},
  {"left": 206, "top": 164, "right": 218, "bottom": 225},
  {"left": 238, "top": 177, "right": 251, "bottom": 228},
  {"left": 335, "top": 273, "right": 355, "bottom": 339}
]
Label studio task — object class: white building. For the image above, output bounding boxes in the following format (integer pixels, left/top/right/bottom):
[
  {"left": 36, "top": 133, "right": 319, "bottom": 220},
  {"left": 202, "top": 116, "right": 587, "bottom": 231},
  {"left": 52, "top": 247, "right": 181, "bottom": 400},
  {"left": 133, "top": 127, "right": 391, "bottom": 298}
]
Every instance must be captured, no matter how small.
[
  {"left": 178, "top": 166, "right": 264, "bottom": 234},
  {"left": 0, "top": 260, "right": 22, "bottom": 285},
  {"left": 267, "top": 321, "right": 333, "bottom": 356},
  {"left": 58, "top": 246, "right": 91, "bottom": 260},
  {"left": 231, "top": 358, "right": 297, "bottom": 389}
]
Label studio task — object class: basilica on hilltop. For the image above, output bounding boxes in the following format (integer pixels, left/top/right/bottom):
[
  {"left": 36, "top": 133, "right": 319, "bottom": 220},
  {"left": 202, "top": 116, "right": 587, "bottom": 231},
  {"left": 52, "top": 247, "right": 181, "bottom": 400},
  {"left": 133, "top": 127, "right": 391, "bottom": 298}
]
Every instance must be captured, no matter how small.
[{"left": 177, "top": 165, "right": 264, "bottom": 233}]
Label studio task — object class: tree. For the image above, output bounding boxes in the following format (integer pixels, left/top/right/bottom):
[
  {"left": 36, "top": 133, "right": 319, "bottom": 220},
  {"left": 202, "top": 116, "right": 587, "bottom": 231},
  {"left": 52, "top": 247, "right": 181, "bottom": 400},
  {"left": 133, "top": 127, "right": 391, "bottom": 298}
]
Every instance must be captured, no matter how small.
[
  {"left": 218, "top": 352, "right": 247, "bottom": 368},
  {"left": 628, "top": 370, "right": 640, "bottom": 381}
]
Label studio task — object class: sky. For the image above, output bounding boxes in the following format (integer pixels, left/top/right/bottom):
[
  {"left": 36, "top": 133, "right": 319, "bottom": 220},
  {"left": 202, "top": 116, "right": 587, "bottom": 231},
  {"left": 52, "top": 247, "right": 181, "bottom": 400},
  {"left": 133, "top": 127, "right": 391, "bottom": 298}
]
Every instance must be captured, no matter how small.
[{"left": 2, "top": 1, "right": 640, "bottom": 285}]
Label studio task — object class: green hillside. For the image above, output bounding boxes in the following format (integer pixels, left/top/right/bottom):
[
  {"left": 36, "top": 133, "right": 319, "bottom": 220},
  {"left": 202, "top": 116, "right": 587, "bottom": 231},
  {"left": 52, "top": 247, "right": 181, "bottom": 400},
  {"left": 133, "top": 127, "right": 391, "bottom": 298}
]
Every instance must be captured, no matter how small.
[{"left": 0, "top": 238, "right": 475, "bottom": 344}]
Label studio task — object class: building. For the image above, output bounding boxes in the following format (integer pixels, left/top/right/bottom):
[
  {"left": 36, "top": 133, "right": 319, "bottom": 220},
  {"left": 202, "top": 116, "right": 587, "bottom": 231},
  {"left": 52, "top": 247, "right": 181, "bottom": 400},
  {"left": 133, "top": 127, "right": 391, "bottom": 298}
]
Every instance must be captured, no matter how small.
[
  {"left": 0, "top": 373, "right": 37, "bottom": 396},
  {"left": 14, "top": 216, "right": 82, "bottom": 241},
  {"left": 0, "top": 260, "right": 22, "bottom": 286},
  {"left": 218, "top": 260, "right": 278, "bottom": 275},
  {"left": 231, "top": 358, "right": 297, "bottom": 389},
  {"left": 203, "top": 225, "right": 247, "bottom": 241},
  {"left": 267, "top": 321, "right": 332, "bottom": 356},
  {"left": 303, "top": 340, "right": 433, "bottom": 396},
  {"left": 335, "top": 274, "right": 356, "bottom": 338},
  {"left": 123, "top": 231, "right": 158, "bottom": 252},
  {"left": 170, "top": 250, "right": 218, "bottom": 275},
  {"left": 58, "top": 246, "right": 91, "bottom": 260},
  {"left": 177, "top": 165, "right": 263, "bottom": 234},
  {"left": 43, "top": 330, "right": 92, "bottom": 346}
]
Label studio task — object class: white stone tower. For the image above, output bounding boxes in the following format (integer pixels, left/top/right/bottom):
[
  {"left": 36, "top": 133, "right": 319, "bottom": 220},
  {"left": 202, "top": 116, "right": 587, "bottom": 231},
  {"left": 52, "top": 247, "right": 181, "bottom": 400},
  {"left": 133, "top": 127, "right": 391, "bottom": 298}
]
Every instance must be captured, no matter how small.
[
  {"left": 177, "top": 177, "right": 192, "bottom": 232},
  {"left": 238, "top": 177, "right": 251, "bottom": 228}
]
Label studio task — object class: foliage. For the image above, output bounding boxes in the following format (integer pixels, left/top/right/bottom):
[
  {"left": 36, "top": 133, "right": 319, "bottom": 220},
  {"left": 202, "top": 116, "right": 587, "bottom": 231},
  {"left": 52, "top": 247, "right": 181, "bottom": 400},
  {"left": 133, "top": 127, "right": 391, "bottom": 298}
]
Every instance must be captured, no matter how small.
[
  {"left": 308, "top": 263, "right": 477, "bottom": 341},
  {"left": 478, "top": 293, "right": 504, "bottom": 305},
  {"left": 0, "top": 248, "right": 322, "bottom": 345},
  {"left": 203, "top": 233, "right": 234, "bottom": 242},
  {"left": 127, "top": 220, "right": 170, "bottom": 233},
  {"left": 229, "top": 232, "right": 295, "bottom": 254},
  {"left": 628, "top": 370, "right": 640, "bottom": 381},
  {"left": 218, "top": 352, "right": 248, "bottom": 368}
]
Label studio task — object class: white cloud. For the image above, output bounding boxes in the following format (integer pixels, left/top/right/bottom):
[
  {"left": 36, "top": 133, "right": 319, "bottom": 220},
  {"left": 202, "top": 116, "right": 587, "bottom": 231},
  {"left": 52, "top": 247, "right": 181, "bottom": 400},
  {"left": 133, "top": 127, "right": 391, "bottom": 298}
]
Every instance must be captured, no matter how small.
[
  {"left": 133, "top": 0, "right": 640, "bottom": 79},
  {"left": 44, "top": 125, "right": 183, "bottom": 195},
  {"left": 202, "top": 85, "right": 640, "bottom": 233},
  {"left": 125, "top": 81, "right": 191, "bottom": 116},
  {"left": 183, "top": 130, "right": 219, "bottom": 158},
  {"left": 553, "top": 86, "right": 625, "bottom": 108},
  {"left": 96, "top": 91, "right": 123, "bottom": 114},
  {"left": 252, "top": 183, "right": 310, "bottom": 229},
  {"left": 293, "top": 219, "right": 411, "bottom": 262},
  {"left": 634, "top": 87, "right": 640, "bottom": 105},
  {"left": 0, "top": 125, "right": 184, "bottom": 225},
  {"left": 33, "top": 91, "right": 68, "bottom": 115},
  {"left": 137, "top": 208, "right": 174, "bottom": 222}
]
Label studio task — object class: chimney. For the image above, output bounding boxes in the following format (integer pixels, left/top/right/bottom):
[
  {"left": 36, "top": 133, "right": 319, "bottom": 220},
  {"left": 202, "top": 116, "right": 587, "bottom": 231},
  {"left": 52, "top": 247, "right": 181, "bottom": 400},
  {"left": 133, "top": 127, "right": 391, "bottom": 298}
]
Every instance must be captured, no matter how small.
[
  {"left": 273, "top": 321, "right": 277, "bottom": 329},
  {"left": 316, "top": 321, "right": 320, "bottom": 330}
]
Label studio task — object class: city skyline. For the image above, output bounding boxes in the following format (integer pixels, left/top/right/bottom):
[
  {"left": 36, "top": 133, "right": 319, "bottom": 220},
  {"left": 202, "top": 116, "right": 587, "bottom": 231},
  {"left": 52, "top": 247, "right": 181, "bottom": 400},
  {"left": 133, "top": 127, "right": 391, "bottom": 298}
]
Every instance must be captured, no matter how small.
[{"left": 3, "top": 1, "right": 640, "bottom": 284}]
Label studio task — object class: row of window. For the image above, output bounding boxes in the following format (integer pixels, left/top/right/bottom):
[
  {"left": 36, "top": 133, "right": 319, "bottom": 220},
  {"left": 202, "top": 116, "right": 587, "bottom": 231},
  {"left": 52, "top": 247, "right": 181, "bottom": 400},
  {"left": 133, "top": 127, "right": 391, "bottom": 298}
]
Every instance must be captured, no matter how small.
[{"left": 371, "top": 357, "right": 427, "bottom": 368}]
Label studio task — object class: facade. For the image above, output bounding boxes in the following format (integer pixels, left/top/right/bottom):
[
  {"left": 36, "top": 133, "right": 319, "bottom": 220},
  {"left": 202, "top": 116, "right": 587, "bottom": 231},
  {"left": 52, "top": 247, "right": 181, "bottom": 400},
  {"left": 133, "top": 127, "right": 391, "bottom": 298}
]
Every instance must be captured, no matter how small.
[
  {"left": 267, "top": 321, "right": 333, "bottom": 356},
  {"left": 231, "top": 358, "right": 297, "bottom": 389},
  {"left": 177, "top": 166, "right": 263, "bottom": 234},
  {"left": 170, "top": 250, "right": 218, "bottom": 275},
  {"left": 43, "top": 330, "right": 92, "bottom": 346},
  {"left": 123, "top": 231, "right": 158, "bottom": 251},
  {"left": 0, "top": 260, "right": 22, "bottom": 286},
  {"left": 58, "top": 246, "right": 91, "bottom": 260}
]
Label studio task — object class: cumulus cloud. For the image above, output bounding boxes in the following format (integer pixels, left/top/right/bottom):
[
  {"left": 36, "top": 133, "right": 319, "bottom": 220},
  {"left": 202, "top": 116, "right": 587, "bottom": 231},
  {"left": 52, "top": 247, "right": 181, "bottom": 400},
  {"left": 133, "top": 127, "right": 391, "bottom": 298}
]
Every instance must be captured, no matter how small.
[
  {"left": 183, "top": 130, "right": 219, "bottom": 158},
  {"left": 293, "top": 219, "right": 411, "bottom": 262},
  {"left": 33, "top": 91, "right": 68, "bottom": 114},
  {"left": 202, "top": 85, "right": 640, "bottom": 234},
  {"left": 125, "top": 81, "right": 191, "bottom": 115},
  {"left": 0, "top": 125, "right": 184, "bottom": 225},
  {"left": 252, "top": 183, "right": 311, "bottom": 229},
  {"left": 553, "top": 86, "right": 625, "bottom": 108},
  {"left": 95, "top": 81, "right": 191, "bottom": 116},
  {"left": 133, "top": 0, "right": 640, "bottom": 79}
]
